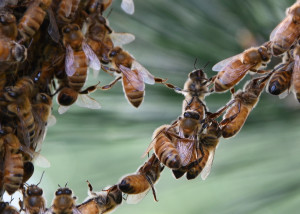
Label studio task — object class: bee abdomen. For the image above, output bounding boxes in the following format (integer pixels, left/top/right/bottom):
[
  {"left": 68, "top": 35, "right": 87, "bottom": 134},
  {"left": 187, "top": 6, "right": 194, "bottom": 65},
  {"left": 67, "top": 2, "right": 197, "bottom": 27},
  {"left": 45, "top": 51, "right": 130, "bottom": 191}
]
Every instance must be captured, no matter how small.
[
  {"left": 186, "top": 150, "right": 209, "bottom": 180},
  {"left": 268, "top": 71, "right": 291, "bottom": 95},
  {"left": 118, "top": 175, "right": 149, "bottom": 194},
  {"left": 4, "top": 153, "right": 24, "bottom": 195},
  {"left": 126, "top": 91, "right": 144, "bottom": 108},
  {"left": 0, "top": 41, "right": 11, "bottom": 62},
  {"left": 18, "top": 7, "right": 46, "bottom": 40},
  {"left": 154, "top": 135, "right": 181, "bottom": 169}
]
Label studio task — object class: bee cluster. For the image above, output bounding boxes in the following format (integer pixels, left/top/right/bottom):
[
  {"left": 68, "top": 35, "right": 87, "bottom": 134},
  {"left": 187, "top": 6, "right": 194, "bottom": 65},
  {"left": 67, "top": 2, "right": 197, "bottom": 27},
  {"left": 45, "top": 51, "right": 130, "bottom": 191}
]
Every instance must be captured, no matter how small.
[{"left": 0, "top": 0, "right": 299, "bottom": 213}]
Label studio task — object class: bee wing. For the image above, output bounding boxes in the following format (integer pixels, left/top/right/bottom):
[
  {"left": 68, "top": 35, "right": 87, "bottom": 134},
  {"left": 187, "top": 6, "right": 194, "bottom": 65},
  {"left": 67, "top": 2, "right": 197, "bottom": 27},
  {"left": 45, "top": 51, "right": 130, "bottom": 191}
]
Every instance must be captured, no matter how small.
[
  {"left": 64, "top": 0, "right": 73, "bottom": 17},
  {"left": 200, "top": 149, "right": 216, "bottom": 180},
  {"left": 65, "top": 45, "right": 76, "bottom": 76},
  {"left": 58, "top": 105, "right": 71, "bottom": 114},
  {"left": 270, "top": 16, "right": 293, "bottom": 41},
  {"left": 125, "top": 190, "right": 150, "bottom": 204},
  {"left": 72, "top": 207, "right": 82, "bottom": 214},
  {"left": 47, "top": 8, "right": 61, "bottom": 43},
  {"left": 110, "top": 32, "right": 135, "bottom": 47},
  {"left": 82, "top": 42, "right": 101, "bottom": 78},
  {"left": 47, "top": 115, "right": 57, "bottom": 127},
  {"left": 33, "top": 152, "right": 51, "bottom": 168},
  {"left": 76, "top": 94, "right": 101, "bottom": 109},
  {"left": 176, "top": 135, "right": 194, "bottom": 167},
  {"left": 131, "top": 60, "right": 155, "bottom": 85},
  {"left": 212, "top": 54, "right": 241, "bottom": 72},
  {"left": 121, "top": 0, "right": 135, "bottom": 14},
  {"left": 120, "top": 64, "right": 145, "bottom": 91}
]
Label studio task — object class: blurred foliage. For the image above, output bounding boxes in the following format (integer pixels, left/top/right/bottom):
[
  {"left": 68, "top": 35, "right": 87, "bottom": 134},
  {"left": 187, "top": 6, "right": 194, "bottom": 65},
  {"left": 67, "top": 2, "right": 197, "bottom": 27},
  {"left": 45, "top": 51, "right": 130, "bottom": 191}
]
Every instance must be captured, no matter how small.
[{"left": 16, "top": 0, "right": 300, "bottom": 213}]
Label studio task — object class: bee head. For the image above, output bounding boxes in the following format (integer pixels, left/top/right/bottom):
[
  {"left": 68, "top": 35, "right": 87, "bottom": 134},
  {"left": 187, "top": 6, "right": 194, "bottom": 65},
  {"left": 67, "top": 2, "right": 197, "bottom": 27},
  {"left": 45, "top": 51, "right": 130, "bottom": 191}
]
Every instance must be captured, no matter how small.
[{"left": 57, "top": 88, "right": 78, "bottom": 106}]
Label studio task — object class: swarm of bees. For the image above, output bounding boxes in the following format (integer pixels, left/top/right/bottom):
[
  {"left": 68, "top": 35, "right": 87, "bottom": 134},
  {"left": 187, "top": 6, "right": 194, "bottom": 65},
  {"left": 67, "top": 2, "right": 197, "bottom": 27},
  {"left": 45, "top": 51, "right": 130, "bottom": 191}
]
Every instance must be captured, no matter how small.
[{"left": 0, "top": 0, "right": 299, "bottom": 213}]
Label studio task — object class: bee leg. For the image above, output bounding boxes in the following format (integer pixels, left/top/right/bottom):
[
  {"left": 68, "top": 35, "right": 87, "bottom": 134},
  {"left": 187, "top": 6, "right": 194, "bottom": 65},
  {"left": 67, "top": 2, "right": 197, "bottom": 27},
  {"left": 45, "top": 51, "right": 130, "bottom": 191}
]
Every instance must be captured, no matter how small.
[
  {"left": 101, "top": 65, "right": 117, "bottom": 76},
  {"left": 99, "top": 76, "right": 122, "bottom": 90},
  {"left": 205, "top": 99, "right": 236, "bottom": 120},
  {"left": 86, "top": 180, "right": 97, "bottom": 197},
  {"left": 220, "top": 102, "right": 241, "bottom": 126},
  {"left": 80, "top": 82, "right": 100, "bottom": 94},
  {"left": 154, "top": 77, "right": 183, "bottom": 93},
  {"left": 145, "top": 175, "right": 158, "bottom": 202},
  {"left": 18, "top": 198, "right": 24, "bottom": 212},
  {"left": 253, "top": 69, "right": 269, "bottom": 74}
]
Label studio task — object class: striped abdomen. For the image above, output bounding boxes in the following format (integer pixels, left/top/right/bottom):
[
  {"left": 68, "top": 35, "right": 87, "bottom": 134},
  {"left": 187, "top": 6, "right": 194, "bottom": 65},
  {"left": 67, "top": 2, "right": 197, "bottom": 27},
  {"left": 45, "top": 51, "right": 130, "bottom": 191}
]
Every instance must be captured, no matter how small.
[
  {"left": 122, "top": 70, "right": 144, "bottom": 108},
  {"left": 18, "top": 3, "right": 47, "bottom": 41},
  {"left": 118, "top": 174, "right": 149, "bottom": 194},
  {"left": 154, "top": 130, "right": 181, "bottom": 169},
  {"left": 68, "top": 51, "right": 88, "bottom": 91},
  {"left": 222, "top": 102, "right": 249, "bottom": 138},
  {"left": 268, "top": 69, "right": 292, "bottom": 95},
  {"left": 57, "top": 0, "right": 80, "bottom": 23},
  {"left": 186, "top": 147, "right": 210, "bottom": 180},
  {"left": 4, "top": 150, "right": 24, "bottom": 195}
]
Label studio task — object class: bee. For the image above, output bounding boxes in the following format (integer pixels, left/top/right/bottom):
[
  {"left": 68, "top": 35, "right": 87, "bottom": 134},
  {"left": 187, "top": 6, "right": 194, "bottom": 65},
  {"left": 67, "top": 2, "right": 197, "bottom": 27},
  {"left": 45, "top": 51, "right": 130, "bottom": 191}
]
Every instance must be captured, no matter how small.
[
  {"left": 270, "top": 1, "right": 300, "bottom": 56},
  {"left": 268, "top": 60, "right": 294, "bottom": 97},
  {"left": 21, "top": 172, "right": 46, "bottom": 214},
  {"left": 77, "top": 182, "right": 122, "bottom": 214},
  {"left": 47, "top": 185, "right": 81, "bottom": 214},
  {"left": 293, "top": 43, "right": 300, "bottom": 102},
  {"left": 57, "top": 23, "right": 101, "bottom": 114},
  {"left": 2, "top": 133, "right": 24, "bottom": 195},
  {"left": 0, "top": 201, "right": 20, "bottom": 214},
  {"left": 0, "top": 11, "right": 18, "bottom": 40},
  {"left": 102, "top": 47, "right": 170, "bottom": 108},
  {"left": 18, "top": 0, "right": 52, "bottom": 43},
  {"left": 86, "top": 11, "right": 135, "bottom": 64},
  {"left": 118, "top": 154, "right": 163, "bottom": 204},
  {"left": 0, "top": 39, "right": 27, "bottom": 63},
  {"left": 185, "top": 120, "right": 221, "bottom": 180},
  {"left": 221, "top": 76, "right": 270, "bottom": 138},
  {"left": 56, "top": 0, "right": 81, "bottom": 24},
  {"left": 212, "top": 45, "right": 271, "bottom": 92}
]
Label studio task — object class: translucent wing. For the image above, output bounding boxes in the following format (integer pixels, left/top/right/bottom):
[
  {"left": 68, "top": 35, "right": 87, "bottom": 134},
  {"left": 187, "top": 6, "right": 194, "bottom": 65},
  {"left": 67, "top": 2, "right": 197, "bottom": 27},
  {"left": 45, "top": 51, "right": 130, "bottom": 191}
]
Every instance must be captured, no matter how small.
[
  {"left": 131, "top": 60, "right": 155, "bottom": 85},
  {"left": 120, "top": 64, "right": 145, "bottom": 91},
  {"left": 110, "top": 32, "right": 135, "bottom": 47},
  {"left": 64, "top": 0, "right": 73, "bottom": 17},
  {"left": 201, "top": 149, "right": 215, "bottom": 180},
  {"left": 47, "top": 115, "right": 57, "bottom": 127},
  {"left": 76, "top": 94, "right": 101, "bottom": 109},
  {"left": 58, "top": 105, "right": 71, "bottom": 114},
  {"left": 270, "top": 16, "right": 292, "bottom": 41},
  {"left": 33, "top": 153, "right": 51, "bottom": 168},
  {"left": 72, "top": 208, "right": 82, "bottom": 214},
  {"left": 82, "top": 42, "right": 101, "bottom": 78},
  {"left": 65, "top": 45, "right": 76, "bottom": 76},
  {"left": 125, "top": 190, "right": 150, "bottom": 204},
  {"left": 278, "top": 90, "right": 289, "bottom": 99},
  {"left": 212, "top": 54, "right": 241, "bottom": 72},
  {"left": 176, "top": 130, "right": 195, "bottom": 167},
  {"left": 121, "top": 0, "right": 134, "bottom": 14},
  {"left": 47, "top": 8, "right": 61, "bottom": 43}
]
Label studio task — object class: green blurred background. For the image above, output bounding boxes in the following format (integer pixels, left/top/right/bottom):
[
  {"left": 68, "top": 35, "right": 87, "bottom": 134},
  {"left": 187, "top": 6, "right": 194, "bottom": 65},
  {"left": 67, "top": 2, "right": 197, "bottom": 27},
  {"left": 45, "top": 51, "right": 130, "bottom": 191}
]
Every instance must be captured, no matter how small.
[{"left": 14, "top": 0, "right": 300, "bottom": 213}]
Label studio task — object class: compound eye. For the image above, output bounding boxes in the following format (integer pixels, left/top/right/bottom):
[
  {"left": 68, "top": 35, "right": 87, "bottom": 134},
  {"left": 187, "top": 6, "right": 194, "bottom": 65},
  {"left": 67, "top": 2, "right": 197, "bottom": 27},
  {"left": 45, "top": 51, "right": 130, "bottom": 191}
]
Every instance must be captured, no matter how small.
[
  {"left": 63, "top": 27, "right": 71, "bottom": 34},
  {"left": 65, "top": 189, "right": 72, "bottom": 195},
  {"left": 27, "top": 189, "right": 33, "bottom": 196},
  {"left": 109, "top": 50, "right": 117, "bottom": 57},
  {"left": 56, "top": 190, "right": 63, "bottom": 195},
  {"left": 183, "top": 112, "right": 191, "bottom": 118},
  {"left": 73, "top": 25, "right": 79, "bottom": 31},
  {"left": 192, "top": 114, "right": 200, "bottom": 120}
]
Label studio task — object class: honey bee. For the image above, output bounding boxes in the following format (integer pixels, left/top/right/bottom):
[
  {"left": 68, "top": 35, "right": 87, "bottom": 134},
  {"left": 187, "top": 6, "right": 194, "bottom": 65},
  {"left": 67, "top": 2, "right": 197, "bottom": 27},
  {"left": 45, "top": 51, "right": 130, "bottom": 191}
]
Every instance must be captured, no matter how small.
[
  {"left": 18, "top": 0, "right": 52, "bottom": 43},
  {"left": 0, "top": 201, "right": 20, "bottom": 214},
  {"left": 2, "top": 133, "right": 24, "bottom": 195},
  {"left": 47, "top": 186, "right": 81, "bottom": 214},
  {"left": 270, "top": 1, "right": 300, "bottom": 56},
  {"left": 21, "top": 173, "right": 46, "bottom": 214},
  {"left": 293, "top": 43, "right": 300, "bottom": 102},
  {"left": 0, "top": 39, "right": 27, "bottom": 63},
  {"left": 56, "top": 0, "right": 81, "bottom": 24},
  {"left": 77, "top": 182, "right": 122, "bottom": 214},
  {"left": 221, "top": 76, "right": 270, "bottom": 138},
  {"left": 118, "top": 154, "right": 163, "bottom": 204},
  {"left": 86, "top": 11, "right": 135, "bottom": 64},
  {"left": 57, "top": 23, "right": 101, "bottom": 114},
  {"left": 0, "top": 11, "right": 18, "bottom": 40},
  {"left": 268, "top": 60, "right": 294, "bottom": 97},
  {"left": 212, "top": 45, "right": 271, "bottom": 92},
  {"left": 185, "top": 120, "right": 221, "bottom": 180},
  {"left": 102, "top": 47, "right": 170, "bottom": 108}
]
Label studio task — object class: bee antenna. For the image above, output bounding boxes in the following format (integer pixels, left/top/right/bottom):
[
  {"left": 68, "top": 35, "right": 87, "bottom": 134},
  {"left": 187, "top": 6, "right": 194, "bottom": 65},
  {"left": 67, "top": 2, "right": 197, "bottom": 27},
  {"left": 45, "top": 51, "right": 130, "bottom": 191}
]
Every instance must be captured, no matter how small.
[
  {"left": 193, "top": 58, "right": 198, "bottom": 70},
  {"left": 65, "top": 182, "right": 68, "bottom": 187},
  {"left": 37, "top": 171, "right": 45, "bottom": 186},
  {"left": 202, "top": 61, "right": 210, "bottom": 69},
  {"left": 58, "top": 184, "right": 61, "bottom": 188},
  {"left": 106, "top": 8, "right": 113, "bottom": 19}
]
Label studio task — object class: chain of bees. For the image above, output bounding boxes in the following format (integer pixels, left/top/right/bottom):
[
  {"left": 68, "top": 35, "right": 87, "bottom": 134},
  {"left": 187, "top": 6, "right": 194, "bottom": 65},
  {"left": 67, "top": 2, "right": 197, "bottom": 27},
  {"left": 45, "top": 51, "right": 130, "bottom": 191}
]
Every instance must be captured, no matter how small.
[{"left": 0, "top": 0, "right": 299, "bottom": 213}]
